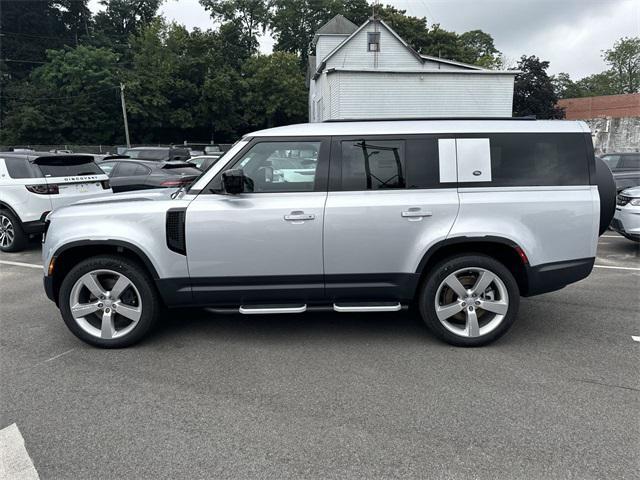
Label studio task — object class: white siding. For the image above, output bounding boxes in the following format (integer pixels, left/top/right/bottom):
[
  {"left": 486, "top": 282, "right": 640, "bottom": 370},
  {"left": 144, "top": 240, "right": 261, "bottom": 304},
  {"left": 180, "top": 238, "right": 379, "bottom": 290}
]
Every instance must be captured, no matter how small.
[
  {"left": 332, "top": 71, "right": 515, "bottom": 119},
  {"left": 326, "top": 24, "right": 423, "bottom": 71},
  {"left": 315, "top": 35, "right": 350, "bottom": 66}
]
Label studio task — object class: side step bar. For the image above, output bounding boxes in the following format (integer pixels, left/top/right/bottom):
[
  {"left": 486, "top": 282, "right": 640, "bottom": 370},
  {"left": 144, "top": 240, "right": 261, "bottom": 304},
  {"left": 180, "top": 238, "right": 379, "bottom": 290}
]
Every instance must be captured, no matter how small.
[
  {"left": 239, "top": 304, "right": 307, "bottom": 315},
  {"left": 333, "top": 302, "right": 402, "bottom": 313}
]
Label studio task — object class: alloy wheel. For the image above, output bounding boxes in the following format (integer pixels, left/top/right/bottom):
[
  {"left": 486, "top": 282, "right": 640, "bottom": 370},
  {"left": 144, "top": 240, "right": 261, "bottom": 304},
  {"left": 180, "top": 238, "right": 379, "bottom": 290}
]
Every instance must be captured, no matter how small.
[
  {"left": 0, "top": 214, "right": 15, "bottom": 248},
  {"left": 434, "top": 267, "right": 509, "bottom": 338},
  {"left": 69, "top": 269, "right": 143, "bottom": 340}
]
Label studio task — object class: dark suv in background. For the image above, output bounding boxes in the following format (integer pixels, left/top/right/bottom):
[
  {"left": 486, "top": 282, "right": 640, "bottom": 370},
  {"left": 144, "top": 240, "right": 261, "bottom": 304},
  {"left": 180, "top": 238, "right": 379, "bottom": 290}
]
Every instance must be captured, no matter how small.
[
  {"left": 123, "top": 146, "right": 191, "bottom": 162},
  {"left": 97, "top": 158, "right": 201, "bottom": 192},
  {"left": 602, "top": 152, "right": 640, "bottom": 192}
]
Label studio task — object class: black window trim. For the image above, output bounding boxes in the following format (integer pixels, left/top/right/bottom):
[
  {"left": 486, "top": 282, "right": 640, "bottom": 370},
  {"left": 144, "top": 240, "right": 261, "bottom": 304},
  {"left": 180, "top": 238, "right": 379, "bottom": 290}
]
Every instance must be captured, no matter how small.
[{"left": 201, "top": 136, "right": 331, "bottom": 194}]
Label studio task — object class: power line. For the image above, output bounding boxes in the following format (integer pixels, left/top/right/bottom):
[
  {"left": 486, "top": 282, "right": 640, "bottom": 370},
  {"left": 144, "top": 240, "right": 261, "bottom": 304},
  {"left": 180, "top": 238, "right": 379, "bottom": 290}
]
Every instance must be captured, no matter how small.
[{"left": 1, "top": 59, "right": 47, "bottom": 64}]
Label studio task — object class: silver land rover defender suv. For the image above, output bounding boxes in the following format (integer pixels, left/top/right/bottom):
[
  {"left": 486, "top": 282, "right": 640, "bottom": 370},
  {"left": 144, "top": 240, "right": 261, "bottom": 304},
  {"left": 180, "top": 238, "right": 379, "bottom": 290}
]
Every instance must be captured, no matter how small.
[{"left": 42, "top": 119, "right": 616, "bottom": 348}]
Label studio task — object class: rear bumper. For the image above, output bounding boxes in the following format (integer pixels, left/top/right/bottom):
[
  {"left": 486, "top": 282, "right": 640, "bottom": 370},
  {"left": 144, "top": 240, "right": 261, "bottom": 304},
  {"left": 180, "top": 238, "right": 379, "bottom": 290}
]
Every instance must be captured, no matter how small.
[{"left": 523, "top": 257, "right": 595, "bottom": 297}]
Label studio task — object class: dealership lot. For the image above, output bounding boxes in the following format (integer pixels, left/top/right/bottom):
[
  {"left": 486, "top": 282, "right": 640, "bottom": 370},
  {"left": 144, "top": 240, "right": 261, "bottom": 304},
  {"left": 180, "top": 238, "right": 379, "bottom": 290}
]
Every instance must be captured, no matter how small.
[{"left": 1, "top": 235, "right": 638, "bottom": 479}]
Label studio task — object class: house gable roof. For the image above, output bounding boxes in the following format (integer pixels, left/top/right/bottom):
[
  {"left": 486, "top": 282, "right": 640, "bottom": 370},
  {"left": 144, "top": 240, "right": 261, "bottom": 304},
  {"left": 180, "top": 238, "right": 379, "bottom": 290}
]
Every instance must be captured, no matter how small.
[
  {"left": 313, "top": 17, "right": 489, "bottom": 79},
  {"left": 312, "top": 14, "right": 358, "bottom": 46}
]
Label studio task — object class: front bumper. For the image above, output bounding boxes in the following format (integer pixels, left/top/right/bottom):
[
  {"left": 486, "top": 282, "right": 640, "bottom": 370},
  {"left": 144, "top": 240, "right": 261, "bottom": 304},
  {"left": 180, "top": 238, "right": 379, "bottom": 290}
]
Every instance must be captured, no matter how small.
[
  {"left": 611, "top": 206, "right": 640, "bottom": 241},
  {"left": 43, "top": 275, "right": 56, "bottom": 303}
]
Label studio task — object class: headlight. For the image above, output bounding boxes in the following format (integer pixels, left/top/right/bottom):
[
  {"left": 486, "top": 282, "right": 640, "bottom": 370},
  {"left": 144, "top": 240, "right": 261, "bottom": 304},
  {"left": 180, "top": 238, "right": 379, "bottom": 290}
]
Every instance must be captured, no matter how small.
[{"left": 630, "top": 198, "right": 640, "bottom": 206}]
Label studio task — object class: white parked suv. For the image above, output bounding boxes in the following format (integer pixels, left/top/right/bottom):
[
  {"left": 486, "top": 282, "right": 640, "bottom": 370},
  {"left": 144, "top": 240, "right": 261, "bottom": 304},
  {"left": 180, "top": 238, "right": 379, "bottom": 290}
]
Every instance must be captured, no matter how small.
[
  {"left": 41, "top": 119, "right": 616, "bottom": 348},
  {"left": 611, "top": 186, "right": 640, "bottom": 242},
  {"left": 0, "top": 152, "right": 112, "bottom": 252}
]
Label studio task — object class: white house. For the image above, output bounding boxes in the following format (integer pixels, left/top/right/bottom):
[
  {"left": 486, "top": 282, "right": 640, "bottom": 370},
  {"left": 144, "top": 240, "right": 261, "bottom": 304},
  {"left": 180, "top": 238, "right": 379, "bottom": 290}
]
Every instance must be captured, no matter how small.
[{"left": 308, "top": 15, "right": 518, "bottom": 122}]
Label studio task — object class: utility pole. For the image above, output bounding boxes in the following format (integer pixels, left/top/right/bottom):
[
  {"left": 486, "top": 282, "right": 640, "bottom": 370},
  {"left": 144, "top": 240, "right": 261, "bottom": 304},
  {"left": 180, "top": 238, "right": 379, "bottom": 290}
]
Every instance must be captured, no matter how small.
[{"left": 120, "top": 82, "right": 131, "bottom": 148}]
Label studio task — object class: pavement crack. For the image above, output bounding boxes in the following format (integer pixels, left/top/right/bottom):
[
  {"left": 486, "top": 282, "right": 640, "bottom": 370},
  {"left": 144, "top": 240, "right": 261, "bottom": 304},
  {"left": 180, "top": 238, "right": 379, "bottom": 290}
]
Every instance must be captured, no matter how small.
[{"left": 571, "top": 378, "right": 640, "bottom": 393}]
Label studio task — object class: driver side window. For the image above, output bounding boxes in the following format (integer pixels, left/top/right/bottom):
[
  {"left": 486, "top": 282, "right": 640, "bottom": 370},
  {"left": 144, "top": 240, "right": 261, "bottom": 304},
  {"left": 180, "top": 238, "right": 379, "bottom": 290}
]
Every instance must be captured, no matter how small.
[{"left": 231, "top": 141, "right": 321, "bottom": 193}]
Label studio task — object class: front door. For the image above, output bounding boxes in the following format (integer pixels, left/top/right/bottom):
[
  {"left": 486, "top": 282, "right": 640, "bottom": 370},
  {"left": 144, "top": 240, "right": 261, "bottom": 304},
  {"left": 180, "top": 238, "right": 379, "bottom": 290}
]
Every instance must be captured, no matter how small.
[{"left": 186, "top": 137, "right": 330, "bottom": 306}]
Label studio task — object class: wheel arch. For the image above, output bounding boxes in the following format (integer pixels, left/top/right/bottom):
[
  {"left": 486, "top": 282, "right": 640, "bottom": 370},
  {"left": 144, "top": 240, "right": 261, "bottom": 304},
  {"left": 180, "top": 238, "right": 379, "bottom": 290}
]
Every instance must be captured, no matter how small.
[
  {"left": 415, "top": 236, "right": 530, "bottom": 297},
  {"left": 49, "top": 240, "right": 160, "bottom": 305},
  {"left": 0, "top": 201, "right": 22, "bottom": 222}
]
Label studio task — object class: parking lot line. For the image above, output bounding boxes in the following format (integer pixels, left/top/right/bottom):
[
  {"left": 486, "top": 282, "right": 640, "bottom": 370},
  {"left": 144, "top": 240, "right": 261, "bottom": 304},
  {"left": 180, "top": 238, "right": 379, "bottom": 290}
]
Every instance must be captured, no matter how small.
[
  {"left": 601, "top": 235, "right": 627, "bottom": 239},
  {"left": 0, "top": 424, "right": 40, "bottom": 480},
  {"left": 593, "top": 264, "right": 640, "bottom": 272},
  {"left": 0, "top": 260, "right": 41, "bottom": 270},
  {"left": 632, "top": 336, "right": 640, "bottom": 343}
]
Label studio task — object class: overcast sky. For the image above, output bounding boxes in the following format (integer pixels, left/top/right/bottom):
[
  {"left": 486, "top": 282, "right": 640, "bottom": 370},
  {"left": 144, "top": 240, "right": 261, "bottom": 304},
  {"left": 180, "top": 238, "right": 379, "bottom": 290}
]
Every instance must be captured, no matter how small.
[{"left": 91, "top": 0, "right": 638, "bottom": 79}]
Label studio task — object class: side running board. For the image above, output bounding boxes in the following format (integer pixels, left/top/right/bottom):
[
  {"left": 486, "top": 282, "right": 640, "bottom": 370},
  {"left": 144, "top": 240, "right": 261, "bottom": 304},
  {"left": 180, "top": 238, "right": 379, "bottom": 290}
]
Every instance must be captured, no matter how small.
[
  {"left": 333, "top": 302, "right": 402, "bottom": 313},
  {"left": 239, "top": 304, "right": 307, "bottom": 314}
]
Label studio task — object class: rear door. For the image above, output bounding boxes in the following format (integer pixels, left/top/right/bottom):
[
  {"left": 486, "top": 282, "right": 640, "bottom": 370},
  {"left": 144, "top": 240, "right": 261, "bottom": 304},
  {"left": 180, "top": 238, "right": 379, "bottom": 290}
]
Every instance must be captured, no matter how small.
[
  {"left": 323, "top": 135, "right": 459, "bottom": 302},
  {"left": 33, "top": 155, "right": 111, "bottom": 210}
]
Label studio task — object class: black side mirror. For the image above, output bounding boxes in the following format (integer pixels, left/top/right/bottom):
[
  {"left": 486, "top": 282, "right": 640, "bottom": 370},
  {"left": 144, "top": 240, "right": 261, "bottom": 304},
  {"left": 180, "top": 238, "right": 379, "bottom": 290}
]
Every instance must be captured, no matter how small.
[{"left": 222, "top": 169, "right": 247, "bottom": 194}]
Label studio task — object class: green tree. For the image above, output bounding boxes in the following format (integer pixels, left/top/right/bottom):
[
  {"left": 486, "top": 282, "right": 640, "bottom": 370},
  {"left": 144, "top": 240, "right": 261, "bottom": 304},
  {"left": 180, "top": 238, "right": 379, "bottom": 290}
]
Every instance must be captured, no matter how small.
[
  {"left": 94, "top": 0, "right": 163, "bottom": 39},
  {"left": 604, "top": 36, "right": 640, "bottom": 94},
  {"left": 199, "top": 0, "right": 269, "bottom": 54},
  {"left": 458, "top": 30, "right": 501, "bottom": 68},
  {"left": 376, "top": 5, "right": 430, "bottom": 54},
  {"left": 513, "top": 55, "right": 564, "bottom": 119},
  {"left": 270, "top": 0, "right": 370, "bottom": 64},
  {"left": 241, "top": 52, "right": 308, "bottom": 129},
  {"left": 1, "top": 46, "right": 123, "bottom": 144}
]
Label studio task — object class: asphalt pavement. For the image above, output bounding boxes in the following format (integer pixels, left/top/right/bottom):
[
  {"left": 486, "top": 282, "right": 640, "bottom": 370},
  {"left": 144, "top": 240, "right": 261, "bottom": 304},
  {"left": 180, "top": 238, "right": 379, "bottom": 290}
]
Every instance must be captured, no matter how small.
[{"left": 1, "top": 234, "right": 638, "bottom": 479}]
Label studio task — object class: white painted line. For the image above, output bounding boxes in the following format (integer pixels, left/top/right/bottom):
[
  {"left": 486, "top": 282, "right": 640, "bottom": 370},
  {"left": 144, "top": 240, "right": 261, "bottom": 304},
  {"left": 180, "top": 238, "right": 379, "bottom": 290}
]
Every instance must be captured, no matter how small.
[
  {"left": 601, "top": 235, "right": 625, "bottom": 239},
  {"left": 0, "top": 260, "right": 41, "bottom": 270},
  {"left": 593, "top": 264, "right": 640, "bottom": 272},
  {"left": 632, "top": 336, "right": 640, "bottom": 343},
  {"left": 44, "top": 349, "right": 75, "bottom": 363},
  {"left": 0, "top": 424, "right": 40, "bottom": 480}
]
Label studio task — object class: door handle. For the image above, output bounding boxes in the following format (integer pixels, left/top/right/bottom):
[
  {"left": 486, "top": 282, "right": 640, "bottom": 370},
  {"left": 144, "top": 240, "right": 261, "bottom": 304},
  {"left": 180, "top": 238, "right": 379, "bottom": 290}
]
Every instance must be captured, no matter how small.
[
  {"left": 401, "top": 208, "right": 432, "bottom": 219},
  {"left": 284, "top": 211, "right": 315, "bottom": 221}
]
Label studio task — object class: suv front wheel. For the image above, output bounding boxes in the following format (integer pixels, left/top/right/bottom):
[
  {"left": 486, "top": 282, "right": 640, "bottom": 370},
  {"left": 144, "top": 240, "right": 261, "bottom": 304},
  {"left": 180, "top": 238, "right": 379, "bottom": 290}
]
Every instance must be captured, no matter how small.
[
  {"left": 59, "top": 255, "right": 160, "bottom": 348},
  {"left": 419, "top": 254, "right": 520, "bottom": 347}
]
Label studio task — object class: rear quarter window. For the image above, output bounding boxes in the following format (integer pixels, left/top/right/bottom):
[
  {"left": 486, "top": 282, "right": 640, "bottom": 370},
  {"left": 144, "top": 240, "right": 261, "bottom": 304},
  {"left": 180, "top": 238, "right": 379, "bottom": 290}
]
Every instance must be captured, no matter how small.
[
  {"left": 485, "top": 133, "right": 590, "bottom": 186},
  {"left": 3, "top": 157, "right": 43, "bottom": 179}
]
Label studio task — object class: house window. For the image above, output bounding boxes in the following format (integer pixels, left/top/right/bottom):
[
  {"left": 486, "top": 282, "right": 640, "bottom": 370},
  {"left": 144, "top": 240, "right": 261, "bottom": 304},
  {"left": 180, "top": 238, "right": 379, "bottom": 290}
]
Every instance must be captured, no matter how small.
[{"left": 367, "top": 32, "right": 380, "bottom": 52}]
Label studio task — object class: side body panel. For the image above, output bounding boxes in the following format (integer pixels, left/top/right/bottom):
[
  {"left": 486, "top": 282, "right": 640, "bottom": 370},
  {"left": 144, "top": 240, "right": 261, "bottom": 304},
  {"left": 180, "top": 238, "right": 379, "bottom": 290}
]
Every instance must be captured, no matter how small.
[
  {"left": 451, "top": 186, "right": 599, "bottom": 266},
  {"left": 0, "top": 158, "right": 52, "bottom": 223}
]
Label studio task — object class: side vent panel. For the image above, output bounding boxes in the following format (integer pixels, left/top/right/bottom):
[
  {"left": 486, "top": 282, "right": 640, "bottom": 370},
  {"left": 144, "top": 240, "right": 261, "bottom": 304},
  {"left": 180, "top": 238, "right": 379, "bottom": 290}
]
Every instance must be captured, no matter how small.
[{"left": 166, "top": 208, "right": 186, "bottom": 255}]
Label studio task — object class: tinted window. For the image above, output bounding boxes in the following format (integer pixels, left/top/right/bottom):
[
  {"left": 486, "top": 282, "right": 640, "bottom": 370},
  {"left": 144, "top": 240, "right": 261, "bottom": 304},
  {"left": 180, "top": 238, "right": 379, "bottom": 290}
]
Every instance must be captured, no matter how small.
[
  {"left": 486, "top": 133, "right": 589, "bottom": 186},
  {"left": 125, "top": 149, "right": 168, "bottom": 161},
  {"left": 113, "top": 162, "right": 149, "bottom": 177},
  {"left": 602, "top": 155, "right": 620, "bottom": 169},
  {"left": 341, "top": 140, "right": 405, "bottom": 190},
  {"left": 36, "top": 157, "right": 103, "bottom": 177},
  {"left": 160, "top": 166, "right": 200, "bottom": 176},
  {"left": 230, "top": 141, "right": 321, "bottom": 193},
  {"left": 3, "top": 157, "right": 43, "bottom": 179},
  {"left": 620, "top": 155, "right": 640, "bottom": 169}
]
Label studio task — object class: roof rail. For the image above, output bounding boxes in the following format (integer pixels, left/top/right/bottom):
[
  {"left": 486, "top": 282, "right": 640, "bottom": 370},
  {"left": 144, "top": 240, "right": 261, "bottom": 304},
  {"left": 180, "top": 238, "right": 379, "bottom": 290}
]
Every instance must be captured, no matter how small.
[{"left": 323, "top": 116, "right": 537, "bottom": 123}]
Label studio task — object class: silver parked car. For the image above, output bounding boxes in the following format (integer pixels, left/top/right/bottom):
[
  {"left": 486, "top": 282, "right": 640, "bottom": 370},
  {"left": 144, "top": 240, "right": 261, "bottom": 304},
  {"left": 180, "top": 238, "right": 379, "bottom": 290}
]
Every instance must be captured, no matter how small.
[{"left": 41, "top": 119, "right": 615, "bottom": 348}]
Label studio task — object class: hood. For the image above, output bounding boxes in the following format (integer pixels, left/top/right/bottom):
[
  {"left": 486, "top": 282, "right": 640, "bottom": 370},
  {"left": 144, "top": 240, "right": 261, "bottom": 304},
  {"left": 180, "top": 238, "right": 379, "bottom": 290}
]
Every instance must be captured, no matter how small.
[
  {"left": 71, "top": 188, "right": 178, "bottom": 206},
  {"left": 621, "top": 186, "right": 640, "bottom": 198}
]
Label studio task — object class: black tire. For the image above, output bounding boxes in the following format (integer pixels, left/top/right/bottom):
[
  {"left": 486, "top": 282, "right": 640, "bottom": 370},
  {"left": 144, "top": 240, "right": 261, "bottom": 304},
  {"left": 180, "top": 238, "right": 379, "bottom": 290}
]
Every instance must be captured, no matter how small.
[
  {"left": 0, "top": 209, "right": 27, "bottom": 252},
  {"left": 418, "top": 254, "right": 520, "bottom": 347},
  {"left": 595, "top": 156, "right": 616, "bottom": 235},
  {"left": 58, "top": 255, "right": 160, "bottom": 348}
]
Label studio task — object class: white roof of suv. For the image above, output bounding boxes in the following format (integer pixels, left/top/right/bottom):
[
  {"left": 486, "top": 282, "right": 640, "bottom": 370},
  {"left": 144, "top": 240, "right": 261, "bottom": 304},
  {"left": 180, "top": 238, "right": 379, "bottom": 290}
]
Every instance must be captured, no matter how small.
[{"left": 250, "top": 120, "right": 589, "bottom": 137}]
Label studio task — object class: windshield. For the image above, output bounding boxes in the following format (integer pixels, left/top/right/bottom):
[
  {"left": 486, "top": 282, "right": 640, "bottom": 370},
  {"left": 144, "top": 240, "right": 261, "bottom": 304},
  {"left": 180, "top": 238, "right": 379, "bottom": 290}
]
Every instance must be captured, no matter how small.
[
  {"left": 188, "top": 140, "right": 249, "bottom": 192},
  {"left": 124, "top": 149, "right": 169, "bottom": 161}
]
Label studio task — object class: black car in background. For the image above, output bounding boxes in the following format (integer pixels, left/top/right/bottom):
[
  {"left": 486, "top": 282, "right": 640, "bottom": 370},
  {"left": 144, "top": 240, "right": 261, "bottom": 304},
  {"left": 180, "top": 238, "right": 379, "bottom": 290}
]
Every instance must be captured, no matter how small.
[
  {"left": 97, "top": 158, "right": 201, "bottom": 192},
  {"left": 601, "top": 153, "right": 640, "bottom": 192},
  {"left": 123, "top": 146, "right": 191, "bottom": 162}
]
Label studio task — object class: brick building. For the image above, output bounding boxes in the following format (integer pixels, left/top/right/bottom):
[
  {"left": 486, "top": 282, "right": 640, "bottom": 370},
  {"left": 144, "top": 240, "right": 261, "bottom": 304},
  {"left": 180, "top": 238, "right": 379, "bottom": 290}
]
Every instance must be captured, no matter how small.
[{"left": 557, "top": 93, "right": 640, "bottom": 154}]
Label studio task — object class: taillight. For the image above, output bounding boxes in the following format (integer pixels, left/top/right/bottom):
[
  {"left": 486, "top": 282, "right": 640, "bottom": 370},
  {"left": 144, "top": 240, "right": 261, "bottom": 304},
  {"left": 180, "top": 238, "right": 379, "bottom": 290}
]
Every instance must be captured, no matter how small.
[
  {"left": 160, "top": 179, "right": 190, "bottom": 187},
  {"left": 26, "top": 184, "right": 59, "bottom": 195},
  {"left": 515, "top": 246, "right": 529, "bottom": 264},
  {"left": 101, "top": 180, "right": 111, "bottom": 189}
]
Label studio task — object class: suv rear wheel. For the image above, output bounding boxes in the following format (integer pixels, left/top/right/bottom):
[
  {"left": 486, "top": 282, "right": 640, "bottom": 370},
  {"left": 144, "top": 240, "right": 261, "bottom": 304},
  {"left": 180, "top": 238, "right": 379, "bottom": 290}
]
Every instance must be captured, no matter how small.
[
  {"left": 59, "top": 255, "right": 160, "bottom": 348},
  {"left": 0, "top": 210, "right": 27, "bottom": 252},
  {"left": 419, "top": 254, "right": 520, "bottom": 347}
]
